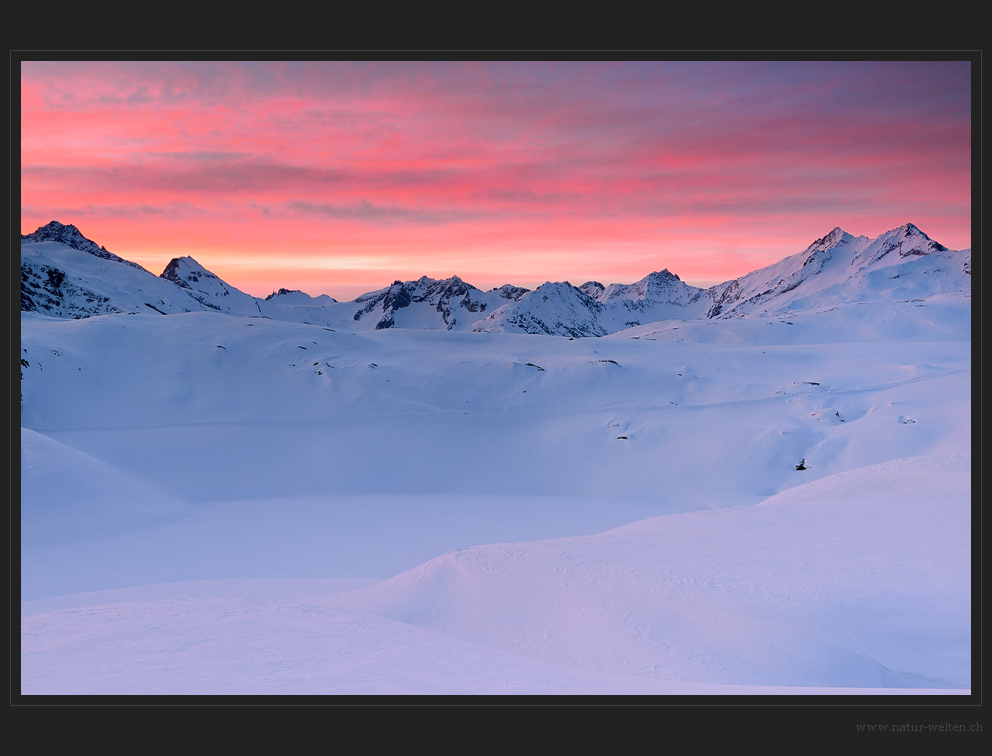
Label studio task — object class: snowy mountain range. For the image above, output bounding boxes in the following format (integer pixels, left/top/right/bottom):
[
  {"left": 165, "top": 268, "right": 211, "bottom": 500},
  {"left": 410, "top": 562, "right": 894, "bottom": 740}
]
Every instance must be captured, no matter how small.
[{"left": 21, "top": 220, "right": 970, "bottom": 336}]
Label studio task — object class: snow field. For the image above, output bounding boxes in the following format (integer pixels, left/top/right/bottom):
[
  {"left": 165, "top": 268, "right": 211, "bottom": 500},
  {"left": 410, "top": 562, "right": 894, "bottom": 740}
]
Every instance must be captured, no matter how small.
[
  {"left": 20, "top": 304, "right": 971, "bottom": 693},
  {"left": 334, "top": 455, "right": 969, "bottom": 689}
]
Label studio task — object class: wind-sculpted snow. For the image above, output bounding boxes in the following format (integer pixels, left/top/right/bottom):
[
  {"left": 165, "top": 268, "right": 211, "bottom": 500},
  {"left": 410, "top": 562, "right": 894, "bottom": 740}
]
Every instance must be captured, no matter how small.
[
  {"left": 26, "top": 585, "right": 962, "bottom": 694},
  {"left": 335, "top": 455, "right": 969, "bottom": 689},
  {"left": 21, "top": 428, "right": 185, "bottom": 575}
]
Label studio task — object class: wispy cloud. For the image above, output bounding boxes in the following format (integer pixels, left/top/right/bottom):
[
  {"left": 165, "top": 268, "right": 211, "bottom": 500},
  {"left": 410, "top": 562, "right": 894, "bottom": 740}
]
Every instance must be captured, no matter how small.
[
  {"left": 146, "top": 151, "right": 252, "bottom": 161},
  {"left": 21, "top": 61, "right": 971, "bottom": 297},
  {"left": 285, "top": 200, "right": 482, "bottom": 225}
]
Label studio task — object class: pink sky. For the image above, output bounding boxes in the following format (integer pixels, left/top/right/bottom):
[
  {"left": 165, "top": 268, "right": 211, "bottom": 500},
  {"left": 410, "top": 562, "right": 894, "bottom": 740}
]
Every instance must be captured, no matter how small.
[{"left": 21, "top": 61, "right": 971, "bottom": 301}]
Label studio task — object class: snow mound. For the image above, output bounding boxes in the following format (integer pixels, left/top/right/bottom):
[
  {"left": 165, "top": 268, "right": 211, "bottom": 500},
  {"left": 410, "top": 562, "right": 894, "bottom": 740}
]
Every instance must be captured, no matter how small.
[
  {"left": 757, "top": 454, "right": 970, "bottom": 506},
  {"left": 20, "top": 427, "right": 188, "bottom": 603},
  {"left": 335, "top": 456, "right": 970, "bottom": 688},
  {"left": 21, "top": 427, "right": 185, "bottom": 546}
]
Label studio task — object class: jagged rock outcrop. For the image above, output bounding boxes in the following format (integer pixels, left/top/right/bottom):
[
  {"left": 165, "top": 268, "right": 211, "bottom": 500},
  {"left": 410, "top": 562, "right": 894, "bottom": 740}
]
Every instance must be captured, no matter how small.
[
  {"left": 353, "top": 275, "right": 495, "bottom": 330},
  {"left": 491, "top": 284, "right": 530, "bottom": 301},
  {"left": 264, "top": 288, "right": 336, "bottom": 305}
]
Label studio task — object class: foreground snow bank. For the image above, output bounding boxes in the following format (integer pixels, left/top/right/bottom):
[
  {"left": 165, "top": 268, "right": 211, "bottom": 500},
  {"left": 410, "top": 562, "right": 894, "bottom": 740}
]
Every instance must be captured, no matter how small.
[
  {"left": 334, "top": 456, "right": 970, "bottom": 690},
  {"left": 21, "top": 456, "right": 969, "bottom": 694},
  {"left": 20, "top": 593, "right": 966, "bottom": 695}
]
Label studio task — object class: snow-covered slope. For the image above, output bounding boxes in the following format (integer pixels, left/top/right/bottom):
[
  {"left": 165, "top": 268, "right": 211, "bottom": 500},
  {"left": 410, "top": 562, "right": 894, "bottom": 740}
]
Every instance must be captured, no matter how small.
[
  {"left": 474, "top": 270, "right": 712, "bottom": 336},
  {"left": 703, "top": 224, "right": 971, "bottom": 319},
  {"left": 159, "top": 256, "right": 265, "bottom": 317},
  {"left": 21, "top": 240, "right": 210, "bottom": 318},
  {"left": 473, "top": 281, "right": 611, "bottom": 337},
  {"left": 29, "top": 583, "right": 960, "bottom": 694},
  {"left": 20, "top": 428, "right": 185, "bottom": 554}
]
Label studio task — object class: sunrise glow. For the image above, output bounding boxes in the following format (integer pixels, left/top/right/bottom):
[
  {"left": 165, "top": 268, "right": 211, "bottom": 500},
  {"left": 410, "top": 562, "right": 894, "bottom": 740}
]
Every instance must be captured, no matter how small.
[{"left": 21, "top": 61, "right": 971, "bottom": 300}]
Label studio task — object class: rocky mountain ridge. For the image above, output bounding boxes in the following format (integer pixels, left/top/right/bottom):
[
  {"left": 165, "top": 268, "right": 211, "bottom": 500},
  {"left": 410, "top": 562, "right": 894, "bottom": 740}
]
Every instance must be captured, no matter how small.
[
  {"left": 21, "top": 221, "right": 970, "bottom": 336},
  {"left": 21, "top": 221, "right": 146, "bottom": 271}
]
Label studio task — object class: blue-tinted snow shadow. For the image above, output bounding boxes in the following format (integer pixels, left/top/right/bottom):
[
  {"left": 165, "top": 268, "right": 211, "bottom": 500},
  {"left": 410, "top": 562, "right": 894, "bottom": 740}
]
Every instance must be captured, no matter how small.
[{"left": 22, "top": 494, "right": 708, "bottom": 601}]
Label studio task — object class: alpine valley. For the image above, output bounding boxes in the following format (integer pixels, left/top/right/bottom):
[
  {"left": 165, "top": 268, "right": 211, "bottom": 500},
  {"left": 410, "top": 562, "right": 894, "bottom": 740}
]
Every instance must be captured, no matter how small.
[{"left": 20, "top": 221, "right": 972, "bottom": 694}]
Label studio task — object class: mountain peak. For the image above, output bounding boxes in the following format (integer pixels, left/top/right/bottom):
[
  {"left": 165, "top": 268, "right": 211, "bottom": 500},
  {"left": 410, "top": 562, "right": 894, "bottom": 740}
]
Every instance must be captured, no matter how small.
[
  {"left": 22, "top": 221, "right": 145, "bottom": 270},
  {"left": 818, "top": 226, "right": 848, "bottom": 244},
  {"left": 266, "top": 288, "right": 302, "bottom": 301},
  {"left": 24, "top": 220, "right": 86, "bottom": 241},
  {"left": 23, "top": 221, "right": 105, "bottom": 254},
  {"left": 25, "top": 220, "right": 81, "bottom": 238},
  {"left": 578, "top": 281, "right": 606, "bottom": 299},
  {"left": 264, "top": 288, "right": 336, "bottom": 305},
  {"left": 872, "top": 223, "right": 931, "bottom": 243},
  {"left": 875, "top": 223, "right": 947, "bottom": 256},
  {"left": 648, "top": 269, "right": 680, "bottom": 281},
  {"left": 801, "top": 227, "right": 855, "bottom": 258},
  {"left": 493, "top": 283, "right": 530, "bottom": 301},
  {"left": 161, "top": 256, "right": 214, "bottom": 287},
  {"left": 158, "top": 256, "right": 262, "bottom": 316}
]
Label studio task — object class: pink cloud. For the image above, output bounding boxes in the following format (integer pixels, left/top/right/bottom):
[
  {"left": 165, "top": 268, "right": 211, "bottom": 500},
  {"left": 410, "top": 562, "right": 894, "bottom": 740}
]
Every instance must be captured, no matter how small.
[{"left": 21, "top": 61, "right": 971, "bottom": 299}]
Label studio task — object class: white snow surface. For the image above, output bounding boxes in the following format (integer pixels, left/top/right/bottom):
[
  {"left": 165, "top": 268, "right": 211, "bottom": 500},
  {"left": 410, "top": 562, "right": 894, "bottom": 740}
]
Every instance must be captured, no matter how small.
[
  {"left": 335, "top": 455, "right": 969, "bottom": 690},
  {"left": 19, "top": 222, "right": 971, "bottom": 695}
]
